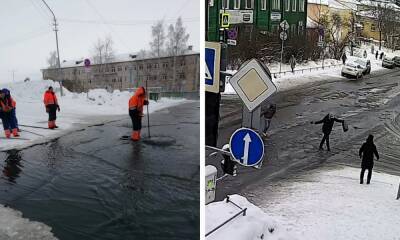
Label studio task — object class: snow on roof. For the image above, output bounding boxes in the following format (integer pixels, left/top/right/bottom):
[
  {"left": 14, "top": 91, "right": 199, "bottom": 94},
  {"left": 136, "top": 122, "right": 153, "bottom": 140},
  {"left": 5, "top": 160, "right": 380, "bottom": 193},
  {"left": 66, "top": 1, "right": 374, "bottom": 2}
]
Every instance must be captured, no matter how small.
[
  {"left": 329, "top": 0, "right": 358, "bottom": 10},
  {"left": 307, "top": 17, "right": 319, "bottom": 28},
  {"left": 58, "top": 50, "right": 199, "bottom": 69},
  {"left": 308, "top": 0, "right": 329, "bottom": 5}
]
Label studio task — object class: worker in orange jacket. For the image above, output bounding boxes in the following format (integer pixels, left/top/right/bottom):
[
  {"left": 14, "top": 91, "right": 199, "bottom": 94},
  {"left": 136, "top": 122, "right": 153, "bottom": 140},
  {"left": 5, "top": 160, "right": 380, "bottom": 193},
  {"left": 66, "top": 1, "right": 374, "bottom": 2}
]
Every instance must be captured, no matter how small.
[
  {"left": 129, "top": 87, "right": 148, "bottom": 141},
  {"left": 43, "top": 86, "right": 60, "bottom": 129},
  {"left": 0, "top": 89, "right": 19, "bottom": 138}
]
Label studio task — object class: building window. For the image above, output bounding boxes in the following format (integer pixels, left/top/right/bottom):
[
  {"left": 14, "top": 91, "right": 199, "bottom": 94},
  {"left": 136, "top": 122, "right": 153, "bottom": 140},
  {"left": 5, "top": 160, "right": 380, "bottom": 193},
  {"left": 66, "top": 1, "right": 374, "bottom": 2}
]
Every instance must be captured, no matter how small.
[
  {"left": 272, "top": 0, "right": 280, "bottom": 10},
  {"left": 292, "top": 0, "right": 297, "bottom": 11},
  {"left": 299, "top": 0, "right": 305, "bottom": 12},
  {"left": 298, "top": 21, "right": 304, "bottom": 35},
  {"left": 117, "top": 66, "right": 122, "bottom": 71},
  {"left": 179, "top": 73, "right": 185, "bottom": 79},
  {"left": 139, "top": 65, "right": 143, "bottom": 70},
  {"left": 261, "top": 0, "right": 267, "bottom": 10},
  {"left": 371, "top": 24, "right": 376, "bottom": 32},
  {"left": 147, "top": 64, "right": 152, "bottom": 69},
  {"left": 222, "top": 0, "right": 229, "bottom": 9},
  {"left": 180, "top": 60, "right": 186, "bottom": 66},
  {"left": 245, "top": 0, "right": 254, "bottom": 9},
  {"left": 154, "top": 63, "right": 159, "bottom": 68},
  {"left": 291, "top": 24, "right": 296, "bottom": 35},
  {"left": 162, "top": 75, "right": 167, "bottom": 80},
  {"left": 163, "top": 62, "right": 169, "bottom": 68},
  {"left": 125, "top": 66, "right": 127, "bottom": 71},
  {"left": 234, "top": 0, "right": 240, "bottom": 9},
  {"left": 285, "top": 0, "right": 290, "bottom": 11}
]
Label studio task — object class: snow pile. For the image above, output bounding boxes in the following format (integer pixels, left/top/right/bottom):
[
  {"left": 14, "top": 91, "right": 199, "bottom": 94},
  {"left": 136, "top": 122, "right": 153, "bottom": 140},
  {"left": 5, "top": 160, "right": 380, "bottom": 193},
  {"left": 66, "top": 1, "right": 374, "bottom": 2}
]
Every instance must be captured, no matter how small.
[
  {"left": 0, "top": 79, "right": 187, "bottom": 151},
  {"left": 206, "top": 195, "right": 297, "bottom": 240},
  {"left": 0, "top": 205, "right": 57, "bottom": 240},
  {"left": 251, "top": 167, "right": 400, "bottom": 240}
]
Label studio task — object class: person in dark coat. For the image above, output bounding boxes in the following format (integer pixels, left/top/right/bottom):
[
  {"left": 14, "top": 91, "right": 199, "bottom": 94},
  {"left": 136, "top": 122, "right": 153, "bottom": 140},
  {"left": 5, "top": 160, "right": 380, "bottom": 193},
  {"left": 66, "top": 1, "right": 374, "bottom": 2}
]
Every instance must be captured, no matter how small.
[
  {"left": 312, "top": 113, "right": 344, "bottom": 151},
  {"left": 359, "top": 134, "right": 379, "bottom": 184},
  {"left": 380, "top": 52, "right": 384, "bottom": 60},
  {"left": 261, "top": 103, "right": 277, "bottom": 137},
  {"left": 342, "top": 52, "right": 347, "bottom": 64},
  {"left": 375, "top": 51, "right": 379, "bottom": 60}
]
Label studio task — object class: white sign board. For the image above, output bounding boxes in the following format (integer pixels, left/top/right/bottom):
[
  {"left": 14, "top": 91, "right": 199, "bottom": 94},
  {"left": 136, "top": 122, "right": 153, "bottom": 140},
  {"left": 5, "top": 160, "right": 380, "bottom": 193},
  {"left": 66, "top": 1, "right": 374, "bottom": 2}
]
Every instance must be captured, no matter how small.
[
  {"left": 227, "top": 39, "right": 237, "bottom": 45},
  {"left": 280, "top": 20, "right": 289, "bottom": 31},
  {"left": 219, "top": 10, "right": 253, "bottom": 24},
  {"left": 229, "top": 59, "right": 277, "bottom": 111},
  {"left": 271, "top": 12, "right": 281, "bottom": 21},
  {"left": 205, "top": 165, "right": 217, "bottom": 204},
  {"left": 280, "top": 31, "right": 288, "bottom": 41}
]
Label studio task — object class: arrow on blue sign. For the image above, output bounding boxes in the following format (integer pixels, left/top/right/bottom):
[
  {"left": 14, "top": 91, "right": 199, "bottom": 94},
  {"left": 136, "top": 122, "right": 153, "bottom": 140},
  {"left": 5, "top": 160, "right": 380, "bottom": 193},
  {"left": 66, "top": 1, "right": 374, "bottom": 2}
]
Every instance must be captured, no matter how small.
[{"left": 229, "top": 128, "right": 264, "bottom": 167}]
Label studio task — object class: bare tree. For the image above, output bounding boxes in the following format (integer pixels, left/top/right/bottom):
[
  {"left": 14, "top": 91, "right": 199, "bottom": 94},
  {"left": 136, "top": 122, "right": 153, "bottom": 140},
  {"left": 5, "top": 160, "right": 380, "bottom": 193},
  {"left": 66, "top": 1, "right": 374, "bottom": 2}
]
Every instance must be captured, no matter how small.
[
  {"left": 149, "top": 20, "right": 166, "bottom": 57},
  {"left": 92, "top": 35, "right": 115, "bottom": 64},
  {"left": 47, "top": 51, "right": 58, "bottom": 69},
  {"left": 166, "top": 17, "right": 190, "bottom": 56},
  {"left": 369, "top": 2, "right": 396, "bottom": 50}
]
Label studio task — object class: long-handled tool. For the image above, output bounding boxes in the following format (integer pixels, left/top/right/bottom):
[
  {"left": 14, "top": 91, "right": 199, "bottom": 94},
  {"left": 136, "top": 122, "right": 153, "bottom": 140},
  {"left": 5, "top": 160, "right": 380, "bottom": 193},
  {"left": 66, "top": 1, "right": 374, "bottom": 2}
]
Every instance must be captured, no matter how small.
[{"left": 146, "top": 79, "right": 151, "bottom": 138}]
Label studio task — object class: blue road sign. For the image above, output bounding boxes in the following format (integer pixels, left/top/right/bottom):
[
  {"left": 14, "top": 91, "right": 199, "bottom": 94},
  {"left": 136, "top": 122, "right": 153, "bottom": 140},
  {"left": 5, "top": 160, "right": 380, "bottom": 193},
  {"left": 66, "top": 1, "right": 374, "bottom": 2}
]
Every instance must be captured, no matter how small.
[
  {"left": 205, "top": 42, "right": 221, "bottom": 93},
  {"left": 229, "top": 128, "right": 264, "bottom": 167}
]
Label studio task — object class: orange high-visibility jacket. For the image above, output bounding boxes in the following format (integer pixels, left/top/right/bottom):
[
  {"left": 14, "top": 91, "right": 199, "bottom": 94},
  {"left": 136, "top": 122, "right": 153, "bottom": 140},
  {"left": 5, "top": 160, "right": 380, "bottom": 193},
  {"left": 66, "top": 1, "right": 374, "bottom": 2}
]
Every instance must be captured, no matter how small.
[
  {"left": 0, "top": 97, "right": 15, "bottom": 112},
  {"left": 43, "top": 91, "right": 58, "bottom": 106},
  {"left": 128, "top": 87, "right": 147, "bottom": 113}
]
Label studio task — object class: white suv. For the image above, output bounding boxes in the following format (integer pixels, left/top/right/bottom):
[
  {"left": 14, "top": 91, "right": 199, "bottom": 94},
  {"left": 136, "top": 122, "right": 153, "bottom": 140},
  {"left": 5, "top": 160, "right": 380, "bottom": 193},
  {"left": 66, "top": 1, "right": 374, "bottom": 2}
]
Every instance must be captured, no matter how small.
[{"left": 341, "top": 61, "right": 364, "bottom": 79}]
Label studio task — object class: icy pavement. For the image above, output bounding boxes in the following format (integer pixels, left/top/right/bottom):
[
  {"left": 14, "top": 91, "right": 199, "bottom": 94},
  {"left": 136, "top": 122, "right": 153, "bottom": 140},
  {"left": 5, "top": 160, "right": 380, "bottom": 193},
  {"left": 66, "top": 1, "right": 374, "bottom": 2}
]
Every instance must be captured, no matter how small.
[
  {"left": 0, "top": 79, "right": 187, "bottom": 151},
  {"left": 206, "top": 195, "right": 297, "bottom": 240},
  {"left": 246, "top": 166, "right": 400, "bottom": 240},
  {"left": 0, "top": 205, "right": 57, "bottom": 240}
]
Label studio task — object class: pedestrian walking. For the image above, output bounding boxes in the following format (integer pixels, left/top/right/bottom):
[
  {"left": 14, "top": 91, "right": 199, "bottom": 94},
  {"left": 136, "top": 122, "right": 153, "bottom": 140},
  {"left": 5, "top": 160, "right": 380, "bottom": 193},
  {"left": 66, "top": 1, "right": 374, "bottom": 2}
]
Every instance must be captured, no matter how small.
[
  {"left": 311, "top": 113, "right": 344, "bottom": 151},
  {"left": 261, "top": 103, "right": 277, "bottom": 137},
  {"left": 128, "top": 86, "right": 149, "bottom": 141},
  {"left": 0, "top": 89, "right": 19, "bottom": 138},
  {"left": 363, "top": 50, "right": 367, "bottom": 58},
  {"left": 371, "top": 45, "right": 374, "bottom": 54},
  {"left": 43, "top": 86, "right": 60, "bottom": 129},
  {"left": 359, "top": 134, "right": 379, "bottom": 184},
  {"left": 289, "top": 55, "right": 296, "bottom": 73},
  {"left": 342, "top": 52, "right": 347, "bottom": 64},
  {"left": 380, "top": 52, "right": 384, "bottom": 60},
  {"left": 375, "top": 51, "right": 378, "bottom": 60}
]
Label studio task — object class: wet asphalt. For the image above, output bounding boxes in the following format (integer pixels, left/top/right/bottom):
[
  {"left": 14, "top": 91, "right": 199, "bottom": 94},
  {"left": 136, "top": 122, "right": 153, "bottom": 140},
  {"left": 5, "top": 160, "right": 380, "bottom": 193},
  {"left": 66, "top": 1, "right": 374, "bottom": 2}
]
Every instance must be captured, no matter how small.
[
  {"left": 0, "top": 101, "right": 200, "bottom": 240},
  {"left": 206, "top": 68, "right": 400, "bottom": 200}
]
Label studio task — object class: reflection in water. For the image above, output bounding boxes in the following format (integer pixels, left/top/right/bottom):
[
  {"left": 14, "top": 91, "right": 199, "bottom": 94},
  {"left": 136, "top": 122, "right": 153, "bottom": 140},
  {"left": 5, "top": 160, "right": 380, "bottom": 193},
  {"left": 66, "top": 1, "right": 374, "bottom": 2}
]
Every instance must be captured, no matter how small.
[{"left": 2, "top": 150, "right": 23, "bottom": 183}]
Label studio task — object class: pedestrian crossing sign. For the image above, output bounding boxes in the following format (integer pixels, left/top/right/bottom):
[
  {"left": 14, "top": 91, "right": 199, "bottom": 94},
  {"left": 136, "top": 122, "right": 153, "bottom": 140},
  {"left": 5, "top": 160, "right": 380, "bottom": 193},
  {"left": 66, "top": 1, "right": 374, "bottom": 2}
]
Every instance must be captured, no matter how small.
[
  {"left": 205, "top": 41, "right": 221, "bottom": 93},
  {"left": 221, "top": 13, "right": 230, "bottom": 28}
]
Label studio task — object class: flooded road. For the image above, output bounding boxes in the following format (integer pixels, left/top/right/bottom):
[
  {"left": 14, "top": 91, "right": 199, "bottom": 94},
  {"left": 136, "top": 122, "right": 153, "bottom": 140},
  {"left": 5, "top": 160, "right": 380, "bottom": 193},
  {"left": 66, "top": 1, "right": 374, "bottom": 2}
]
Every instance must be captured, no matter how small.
[
  {"left": 207, "top": 68, "right": 400, "bottom": 200},
  {"left": 0, "top": 101, "right": 199, "bottom": 240}
]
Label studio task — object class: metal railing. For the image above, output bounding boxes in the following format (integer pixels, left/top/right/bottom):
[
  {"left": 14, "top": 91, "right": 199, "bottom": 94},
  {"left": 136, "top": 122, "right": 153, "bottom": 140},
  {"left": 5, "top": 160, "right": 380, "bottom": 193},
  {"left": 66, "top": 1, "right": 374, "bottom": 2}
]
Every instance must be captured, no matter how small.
[
  {"left": 205, "top": 195, "right": 247, "bottom": 238},
  {"left": 271, "top": 63, "right": 343, "bottom": 78}
]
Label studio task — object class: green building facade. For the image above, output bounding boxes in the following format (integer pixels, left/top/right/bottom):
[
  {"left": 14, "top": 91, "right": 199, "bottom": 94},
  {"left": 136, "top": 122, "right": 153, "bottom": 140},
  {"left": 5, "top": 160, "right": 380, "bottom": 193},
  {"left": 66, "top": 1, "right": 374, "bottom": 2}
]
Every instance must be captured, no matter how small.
[{"left": 207, "top": 0, "right": 307, "bottom": 41}]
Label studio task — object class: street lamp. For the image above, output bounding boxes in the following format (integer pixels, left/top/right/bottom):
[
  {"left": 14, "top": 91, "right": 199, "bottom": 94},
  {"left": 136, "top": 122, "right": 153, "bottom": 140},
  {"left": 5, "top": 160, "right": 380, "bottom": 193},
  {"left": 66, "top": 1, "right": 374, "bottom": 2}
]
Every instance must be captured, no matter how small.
[{"left": 41, "top": 0, "right": 64, "bottom": 96}]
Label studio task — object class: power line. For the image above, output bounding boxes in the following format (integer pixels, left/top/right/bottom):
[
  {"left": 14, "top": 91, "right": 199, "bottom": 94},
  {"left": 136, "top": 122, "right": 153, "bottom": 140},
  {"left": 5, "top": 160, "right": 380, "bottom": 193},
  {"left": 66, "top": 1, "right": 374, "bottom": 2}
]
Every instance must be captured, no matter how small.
[
  {"left": 0, "top": 28, "right": 52, "bottom": 48},
  {"left": 58, "top": 17, "right": 199, "bottom": 26}
]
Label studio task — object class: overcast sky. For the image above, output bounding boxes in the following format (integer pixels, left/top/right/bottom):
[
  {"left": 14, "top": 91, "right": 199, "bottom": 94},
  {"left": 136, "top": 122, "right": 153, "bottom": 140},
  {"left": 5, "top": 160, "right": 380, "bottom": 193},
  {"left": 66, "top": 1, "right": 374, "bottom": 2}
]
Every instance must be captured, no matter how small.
[{"left": 0, "top": 0, "right": 199, "bottom": 83}]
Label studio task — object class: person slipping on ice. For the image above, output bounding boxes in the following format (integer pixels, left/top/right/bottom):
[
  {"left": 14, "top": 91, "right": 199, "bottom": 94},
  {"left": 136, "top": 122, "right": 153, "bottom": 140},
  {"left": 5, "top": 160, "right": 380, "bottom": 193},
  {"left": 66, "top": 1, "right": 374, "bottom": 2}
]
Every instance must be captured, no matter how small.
[
  {"left": 0, "top": 89, "right": 19, "bottom": 138},
  {"left": 359, "top": 134, "right": 379, "bottom": 184},
  {"left": 128, "top": 87, "right": 149, "bottom": 141},
  {"left": 2, "top": 89, "right": 20, "bottom": 132},
  {"left": 261, "top": 103, "right": 276, "bottom": 137},
  {"left": 311, "top": 113, "right": 344, "bottom": 151},
  {"left": 43, "top": 86, "right": 60, "bottom": 129}
]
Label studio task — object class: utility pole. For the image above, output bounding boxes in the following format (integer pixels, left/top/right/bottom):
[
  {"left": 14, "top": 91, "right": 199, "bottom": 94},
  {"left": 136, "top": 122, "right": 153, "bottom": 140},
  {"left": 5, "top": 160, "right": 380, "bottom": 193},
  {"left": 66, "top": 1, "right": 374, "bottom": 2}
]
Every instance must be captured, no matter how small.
[
  {"left": 9, "top": 70, "right": 17, "bottom": 82},
  {"left": 41, "top": 0, "right": 64, "bottom": 96}
]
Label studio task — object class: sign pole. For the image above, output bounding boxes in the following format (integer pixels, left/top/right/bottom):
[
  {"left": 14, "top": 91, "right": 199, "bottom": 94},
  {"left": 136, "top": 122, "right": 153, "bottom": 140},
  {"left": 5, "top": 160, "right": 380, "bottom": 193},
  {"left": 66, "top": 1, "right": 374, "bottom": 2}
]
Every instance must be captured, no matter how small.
[
  {"left": 280, "top": 38, "right": 284, "bottom": 74},
  {"left": 146, "top": 79, "right": 151, "bottom": 138}
]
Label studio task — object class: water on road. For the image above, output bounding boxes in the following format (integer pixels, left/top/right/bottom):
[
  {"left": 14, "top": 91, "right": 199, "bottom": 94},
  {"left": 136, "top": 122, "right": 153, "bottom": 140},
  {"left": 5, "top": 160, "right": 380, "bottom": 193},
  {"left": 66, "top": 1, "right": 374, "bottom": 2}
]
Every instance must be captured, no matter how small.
[{"left": 0, "top": 102, "right": 199, "bottom": 240}]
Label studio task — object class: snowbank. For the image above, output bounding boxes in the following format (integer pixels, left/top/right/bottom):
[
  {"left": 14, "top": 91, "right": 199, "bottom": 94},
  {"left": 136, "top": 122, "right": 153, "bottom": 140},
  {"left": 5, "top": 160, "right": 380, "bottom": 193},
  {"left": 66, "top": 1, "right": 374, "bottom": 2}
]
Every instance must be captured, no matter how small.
[
  {"left": 0, "top": 204, "right": 57, "bottom": 239},
  {"left": 0, "top": 79, "right": 187, "bottom": 151},
  {"left": 250, "top": 167, "right": 400, "bottom": 240},
  {"left": 206, "top": 195, "right": 297, "bottom": 240}
]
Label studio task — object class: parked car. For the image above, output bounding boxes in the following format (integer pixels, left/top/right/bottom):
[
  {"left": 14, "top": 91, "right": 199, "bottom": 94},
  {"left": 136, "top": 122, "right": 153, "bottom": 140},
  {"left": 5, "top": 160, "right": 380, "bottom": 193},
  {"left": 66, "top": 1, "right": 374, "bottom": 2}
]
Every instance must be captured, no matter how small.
[
  {"left": 392, "top": 56, "right": 400, "bottom": 67},
  {"left": 341, "top": 61, "right": 364, "bottom": 79},
  {"left": 382, "top": 57, "right": 395, "bottom": 69},
  {"left": 354, "top": 58, "right": 371, "bottom": 74}
]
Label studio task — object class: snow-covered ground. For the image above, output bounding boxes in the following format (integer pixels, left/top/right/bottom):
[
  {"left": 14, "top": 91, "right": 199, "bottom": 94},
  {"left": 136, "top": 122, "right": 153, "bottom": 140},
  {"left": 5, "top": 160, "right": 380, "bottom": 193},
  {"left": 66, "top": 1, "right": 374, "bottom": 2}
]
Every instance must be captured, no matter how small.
[
  {"left": 0, "top": 205, "right": 57, "bottom": 239},
  {"left": 246, "top": 167, "right": 400, "bottom": 240},
  {"left": 207, "top": 167, "right": 400, "bottom": 240},
  {"left": 224, "top": 43, "right": 400, "bottom": 94},
  {"left": 206, "top": 195, "right": 296, "bottom": 240},
  {"left": 0, "top": 79, "right": 187, "bottom": 151}
]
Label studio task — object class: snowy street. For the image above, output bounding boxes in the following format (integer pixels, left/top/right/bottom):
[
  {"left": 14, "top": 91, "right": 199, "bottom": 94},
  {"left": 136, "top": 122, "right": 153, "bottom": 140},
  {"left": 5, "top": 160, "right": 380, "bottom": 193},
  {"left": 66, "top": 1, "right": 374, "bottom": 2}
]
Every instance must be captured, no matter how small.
[
  {"left": 206, "top": 65, "right": 400, "bottom": 239},
  {"left": 0, "top": 80, "right": 186, "bottom": 151}
]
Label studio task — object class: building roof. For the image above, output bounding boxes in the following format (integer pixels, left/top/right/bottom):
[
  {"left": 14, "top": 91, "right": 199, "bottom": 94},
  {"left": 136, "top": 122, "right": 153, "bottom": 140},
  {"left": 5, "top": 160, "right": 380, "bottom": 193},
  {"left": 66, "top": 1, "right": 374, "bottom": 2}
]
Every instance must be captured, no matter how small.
[{"left": 56, "top": 49, "right": 199, "bottom": 69}]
